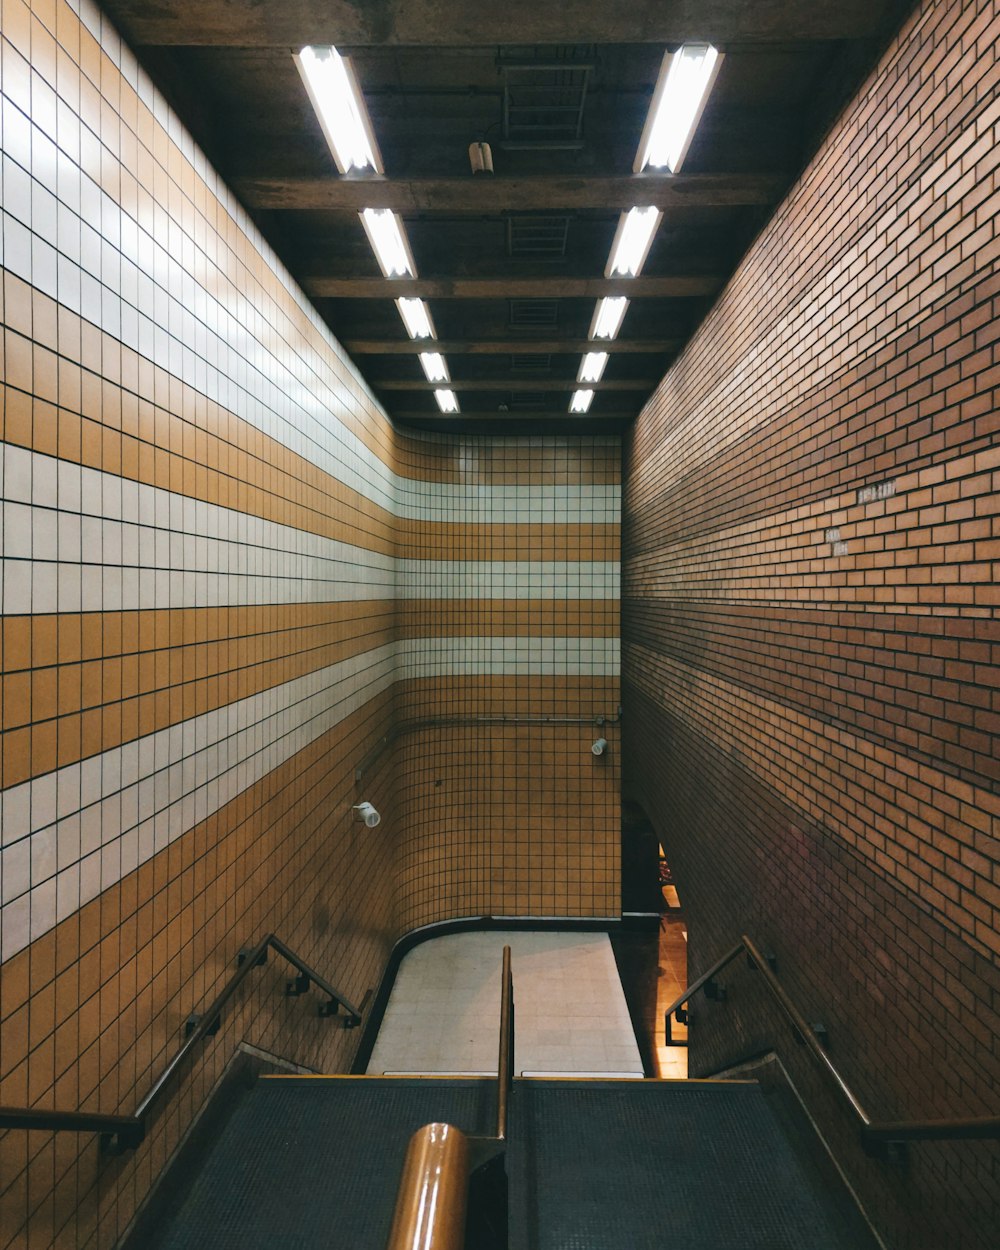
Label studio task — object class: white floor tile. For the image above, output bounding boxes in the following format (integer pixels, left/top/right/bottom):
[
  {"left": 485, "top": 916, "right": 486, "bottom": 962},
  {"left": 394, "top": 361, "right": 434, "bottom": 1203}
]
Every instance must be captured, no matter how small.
[{"left": 367, "top": 930, "right": 643, "bottom": 1077}]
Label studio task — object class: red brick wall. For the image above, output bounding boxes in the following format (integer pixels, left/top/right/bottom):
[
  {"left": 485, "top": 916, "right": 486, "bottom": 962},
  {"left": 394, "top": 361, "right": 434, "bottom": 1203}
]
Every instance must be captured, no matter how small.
[{"left": 622, "top": 1, "right": 1000, "bottom": 1246}]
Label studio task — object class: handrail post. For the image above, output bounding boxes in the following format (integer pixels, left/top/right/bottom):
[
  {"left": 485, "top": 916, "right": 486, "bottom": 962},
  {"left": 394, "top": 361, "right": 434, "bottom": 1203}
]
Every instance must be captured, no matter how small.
[{"left": 385, "top": 1123, "right": 469, "bottom": 1250}]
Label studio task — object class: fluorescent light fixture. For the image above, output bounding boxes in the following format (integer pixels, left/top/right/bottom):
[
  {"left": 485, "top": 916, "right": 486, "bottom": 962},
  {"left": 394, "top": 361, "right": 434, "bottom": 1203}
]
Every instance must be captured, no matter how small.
[
  {"left": 589, "top": 296, "right": 629, "bottom": 341},
  {"left": 578, "top": 351, "right": 609, "bottom": 383},
  {"left": 435, "top": 389, "right": 460, "bottom": 413},
  {"left": 569, "top": 389, "right": 594, "bottom": 414},
  {"left": 419, "top": 352, "right": 450, "bottom": 382},
  {"left": 606, "top": 207, "right": 662, "bottom": 278},
  {"left": 360, "top": 208, "right": 415, "bottom": 278},
  {"left": 295, "top": 46, "right": 383, "bottom": 175},
  {"left": 634, "top": 44, "right": 723, "bottom": 174},
  {"left": 396, "top": 297, "right": 435, "bottom": 339}
]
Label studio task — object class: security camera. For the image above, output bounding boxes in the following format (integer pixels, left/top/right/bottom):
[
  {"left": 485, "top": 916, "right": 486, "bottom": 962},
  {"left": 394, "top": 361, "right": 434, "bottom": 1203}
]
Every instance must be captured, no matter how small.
[{"left": 353, "top": 802, "right": 381, "bottom": 827}]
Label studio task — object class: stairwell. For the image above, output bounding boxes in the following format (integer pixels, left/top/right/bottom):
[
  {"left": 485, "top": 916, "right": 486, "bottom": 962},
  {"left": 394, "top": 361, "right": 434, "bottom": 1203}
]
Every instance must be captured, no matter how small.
[{"left": 126, "top": 936, "right": 881, "bottom": 1250}]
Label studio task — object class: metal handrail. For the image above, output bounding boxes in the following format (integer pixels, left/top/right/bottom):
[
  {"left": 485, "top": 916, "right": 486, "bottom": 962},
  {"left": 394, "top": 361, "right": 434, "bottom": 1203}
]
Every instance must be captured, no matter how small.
[
  {"left": 496, "top": 945, "right": 514, "bottom": 1141},
  {"left": 664, "top": 934, "right": 1000, "bottom": 1150},
  {"left": 0, "top": 933, "right": 362, "bottom": 1152},
  {"left": 385, "top": 946, "right": 514, "bottom": 1248},
  {"left": 385, "top": 1122, "right": 470, "bottom": 1250}
]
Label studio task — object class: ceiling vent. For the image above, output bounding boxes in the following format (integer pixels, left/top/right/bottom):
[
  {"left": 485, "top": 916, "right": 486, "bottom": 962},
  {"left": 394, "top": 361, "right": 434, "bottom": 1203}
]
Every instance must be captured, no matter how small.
[
  {"left": 508, "top": 299, "right": 559, "bottom": 328},
  {"left": 507, "top": 216, "right": 571, "bottom": 260},
  {"left": 499, "top": 47, "right": 593, "bottom": 149},
  {"left": 510, "top": 354, "right": 553, "bottom": 374},
  {"left": 508, "top": 391, "right": 555, "bottom": 411}
]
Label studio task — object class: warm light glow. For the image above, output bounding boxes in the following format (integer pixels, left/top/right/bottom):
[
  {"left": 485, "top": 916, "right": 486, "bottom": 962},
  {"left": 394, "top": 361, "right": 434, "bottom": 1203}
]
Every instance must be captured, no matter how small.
[
  {"left": 569, "top": 389, "right": 594, "bottom": 413},
  {"left": 360, "top": 208, "right": 414, "bottom": 277},
  {"left": 589, "top": 297, "right": 629, "bottom": 341},
  {"left": 606, "top": 207, "right": 662, "bottom": 278},
  {"left": 578, "top": 352, "right": 609, "bottom": 383},
  {"left": 396, "top": 298, "right": 435, "bottom": 339},
  {"left": 419, "top": 352, "right": 450, "bottom": 382},
  {"left": 295, "top": 46, "right": 382, "bottom": 175},
  {"left": 435, "top": 389, "right": 460, "bottom": 413},
  {"left": 635, "top": 44, "right": 722, "bottom": 173}
]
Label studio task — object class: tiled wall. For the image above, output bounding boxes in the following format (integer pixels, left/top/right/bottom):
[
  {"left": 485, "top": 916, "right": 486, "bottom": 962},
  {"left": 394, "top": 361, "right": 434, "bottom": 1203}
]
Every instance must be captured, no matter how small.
[
  {"left": 0, "top": 2, "right": 621, "bottom": 1246},
  {"left": 622, "top": 1, "right": 1000, "bottom": 1246},
  {"left": 393, "top": 435, "right": 621, "bottom": 930}
]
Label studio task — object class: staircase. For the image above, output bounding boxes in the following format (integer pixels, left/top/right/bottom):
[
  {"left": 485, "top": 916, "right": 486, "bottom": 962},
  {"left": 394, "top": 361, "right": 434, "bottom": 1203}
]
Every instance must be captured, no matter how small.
[
  {"left": 132, "top": 942, "right": 878, "bottom": 1250},
  {"left": 136, "top": 1073, "right": 874, "bottom": 1250}
]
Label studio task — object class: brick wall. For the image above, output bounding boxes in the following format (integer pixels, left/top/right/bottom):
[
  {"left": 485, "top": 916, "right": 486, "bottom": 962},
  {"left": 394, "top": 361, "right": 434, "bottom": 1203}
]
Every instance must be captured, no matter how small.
[{"left": 622, "top": 1, "right": 1000, "bottom": 1246}]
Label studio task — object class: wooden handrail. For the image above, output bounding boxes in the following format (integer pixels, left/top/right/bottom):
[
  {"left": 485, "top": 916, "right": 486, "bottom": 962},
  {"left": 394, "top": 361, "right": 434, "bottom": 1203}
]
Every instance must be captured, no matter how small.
[
  {"left": 664, "top": 934, "right": 1000, "bottom": 1150},
  {"left": 0, "top": 933, "right": 362, "bottom": 1152}
]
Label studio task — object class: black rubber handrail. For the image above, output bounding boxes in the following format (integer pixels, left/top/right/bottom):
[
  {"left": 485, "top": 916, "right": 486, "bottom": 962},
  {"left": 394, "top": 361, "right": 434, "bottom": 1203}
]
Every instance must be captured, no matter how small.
[
  {"left": 664, "top": 933, "right": 1000, "bottom": 1152},
  {"left": 0, "top": 933, "right": 362, "bottom": 1152}
]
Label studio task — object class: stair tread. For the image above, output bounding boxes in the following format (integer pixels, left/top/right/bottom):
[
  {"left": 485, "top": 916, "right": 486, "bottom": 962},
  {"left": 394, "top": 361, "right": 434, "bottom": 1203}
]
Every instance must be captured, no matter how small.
[
  {"left": 149, "top": 1076, "right": 870, "bottom": 1249},
  {"left": 509, "top": 1079, "right": 864, "bottom": 1250},
  {"left": 149, "top": 1077, "right": 495, "bottom": 1250}
]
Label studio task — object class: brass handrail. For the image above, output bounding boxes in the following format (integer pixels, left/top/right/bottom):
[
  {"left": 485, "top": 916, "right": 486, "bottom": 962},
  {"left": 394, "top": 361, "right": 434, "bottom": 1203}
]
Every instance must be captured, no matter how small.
[
  {"left": 0, "top": 933, "right": 362, "bottom": 1152},
  {"left": 385, "top": 1123, "right": 469, "bottom": 1250},
  {"left": 384, "top": 946, "right": 514, "bottom": 1248},
  {"left": 664, "top": 933, "right": 1000, "bottom": 1150},
  {"left": 496, "top": 945, "right": 514, "bottom": 1141}
]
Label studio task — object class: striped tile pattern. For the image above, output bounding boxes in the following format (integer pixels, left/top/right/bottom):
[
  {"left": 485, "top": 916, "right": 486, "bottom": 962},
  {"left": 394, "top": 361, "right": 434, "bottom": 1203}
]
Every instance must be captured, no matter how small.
[{"left": 0, "top": 3, "right": 620, "bottom": 1247}]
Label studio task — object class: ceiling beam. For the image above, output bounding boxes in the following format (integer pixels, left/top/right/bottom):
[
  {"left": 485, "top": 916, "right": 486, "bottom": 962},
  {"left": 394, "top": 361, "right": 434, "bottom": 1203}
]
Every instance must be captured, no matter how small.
[
  {"left": 100, "top": 0, "right": 898, "bottom": 47},
  {"left": 237, "top": 173, "right": 784, "bottom": 213},
  {"left": 343, "top": 339, "right": 680, "bottom": 355},
  {"left": 377, "top": 379, "right": 655, "bottom": 392},
  {"left": 307, "top": 277, "right": 717, "bottom": 299},
  {"left": 391, "top": 411, "right": 636, "bottom": 422}
]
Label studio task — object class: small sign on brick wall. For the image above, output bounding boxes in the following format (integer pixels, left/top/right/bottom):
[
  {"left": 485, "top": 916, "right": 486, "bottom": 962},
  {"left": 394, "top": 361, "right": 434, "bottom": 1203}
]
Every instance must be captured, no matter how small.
[{"left": 857, "top": 479, "right": 896, "bottom": 505}]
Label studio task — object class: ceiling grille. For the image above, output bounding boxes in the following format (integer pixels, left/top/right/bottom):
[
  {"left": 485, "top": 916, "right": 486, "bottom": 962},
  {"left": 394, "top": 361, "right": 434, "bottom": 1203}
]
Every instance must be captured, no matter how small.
[
  {"left": 509, "top": 299, "right": 559, "bottom": 328},
  {"left": 508, "top": 391, "right": 555, "bottom": 411},
  {"left": 500, "top": 48, "right": 593, "bottom": 148},
  {"left": 510, "top": 354, "right": 553, "bottom": 374},
  {"left": 507, "top": 216, "right": 571, "bottom": 259}
]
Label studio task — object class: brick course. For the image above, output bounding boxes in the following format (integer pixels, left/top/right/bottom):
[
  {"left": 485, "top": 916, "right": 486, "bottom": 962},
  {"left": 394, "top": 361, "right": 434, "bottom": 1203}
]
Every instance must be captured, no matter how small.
[{"left": 623, "top": 0, "right": 1000, "bottom": 1245}]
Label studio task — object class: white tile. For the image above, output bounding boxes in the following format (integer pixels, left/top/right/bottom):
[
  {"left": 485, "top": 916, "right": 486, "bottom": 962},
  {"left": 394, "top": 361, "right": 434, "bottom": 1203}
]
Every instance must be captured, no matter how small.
[{"left": 368, "top": 931, "right": 642, "bottom": 1078}]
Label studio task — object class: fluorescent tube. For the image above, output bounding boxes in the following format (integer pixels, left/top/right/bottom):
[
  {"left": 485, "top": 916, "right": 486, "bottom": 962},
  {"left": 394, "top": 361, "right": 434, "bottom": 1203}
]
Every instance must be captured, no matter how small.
[
  {"left": 396, "top": 298, "right": 435, "bottom": 339},
  {"left": 606, "top": 207, "right": 662, "bottom": 278},
  {"left": 435, "top": 389, "right": 460, "bottom": 413},
  {"left": 295, "top": 46, "right": 382, "bottom": 175},
  {"left": 569, "top": 389, "right": 594, "bottom": 414},
  {"left": 419, "top": 352, "right": 450, "bottom": 382},
  {"left": 635, "top": 44, "right": 722, "bottom": 174},
  {"left": 589, "top": 297, "right": 629, "bottom": 341},
  {"left": 578, "top": 352, "right": 609, "bottom": 383},
  {"left": 360, "top": 208, "right": 415, "bottom": 278}
]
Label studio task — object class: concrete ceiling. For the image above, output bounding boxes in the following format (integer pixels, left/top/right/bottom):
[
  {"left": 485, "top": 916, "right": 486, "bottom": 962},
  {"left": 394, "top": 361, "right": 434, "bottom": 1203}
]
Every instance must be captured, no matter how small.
[{"left": 100, "top": 0, "right": 915, "bottom": 434}]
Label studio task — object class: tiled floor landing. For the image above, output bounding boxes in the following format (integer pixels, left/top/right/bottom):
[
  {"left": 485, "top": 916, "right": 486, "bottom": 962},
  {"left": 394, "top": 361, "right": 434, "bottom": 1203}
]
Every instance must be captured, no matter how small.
[{"left": 366, "top": 931, "right": 644, "bottom": 1077}]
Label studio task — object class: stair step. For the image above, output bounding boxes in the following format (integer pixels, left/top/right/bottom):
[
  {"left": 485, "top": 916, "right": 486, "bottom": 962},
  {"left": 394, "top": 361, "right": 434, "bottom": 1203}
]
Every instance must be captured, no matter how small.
[
  {"left": 509, "top": 1079, "right": 867, "bottom": 1250},
  {"left": 145, "top": 1075, "right": 873, "bottom": 1249},
  {"left": 146, "top": 1077, "right": 495, "bottom": 1250}
]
